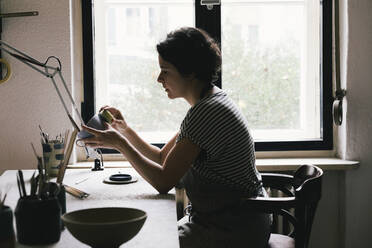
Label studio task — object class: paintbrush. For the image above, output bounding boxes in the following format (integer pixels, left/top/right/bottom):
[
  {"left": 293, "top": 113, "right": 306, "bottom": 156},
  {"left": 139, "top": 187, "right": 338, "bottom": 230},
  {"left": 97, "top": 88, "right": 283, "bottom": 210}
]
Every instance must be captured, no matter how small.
[
  {"left": 0, "top": 192, "right": 7, "bottom": 208},
  {"left": 57, "top": 129, "right": 78, "bottom": 184},
  {"left": 31, "top": 143, "right": 44, "bottom": 178},
  {"left": 16, "top": 175, "right": 23, "bottom": 198},
  {"left": 64, "top": 184, "right": 89, "bottom": 199},
  {"left": 55, "top": 130, "right": 69, "bottom": 176},
  {"left": 39, "top": 125, "right": 49, "bottom": 143},
  {"left": 18, "top": 170, "right": 27, "bottom": 197},
  {"left": 30, "top": 172, "right": 37, "bottom": 196}
]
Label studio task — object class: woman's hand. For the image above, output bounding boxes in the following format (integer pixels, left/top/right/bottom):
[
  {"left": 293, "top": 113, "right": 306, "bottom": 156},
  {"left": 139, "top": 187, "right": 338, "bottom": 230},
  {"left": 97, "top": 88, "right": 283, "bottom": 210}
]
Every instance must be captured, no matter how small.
[
  {"left": 80, "top": 123, "right": 126, "bottom": 150},
  {"left": 100, "top": 106, "right": 128, "bottom": 135}
]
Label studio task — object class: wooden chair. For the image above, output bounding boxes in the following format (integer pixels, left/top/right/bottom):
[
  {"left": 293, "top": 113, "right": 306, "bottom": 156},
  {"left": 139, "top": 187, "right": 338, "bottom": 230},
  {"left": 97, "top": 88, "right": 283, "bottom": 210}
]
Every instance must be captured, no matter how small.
[{"left": 244, "top": 164, "right": 323, "bottom": 248}]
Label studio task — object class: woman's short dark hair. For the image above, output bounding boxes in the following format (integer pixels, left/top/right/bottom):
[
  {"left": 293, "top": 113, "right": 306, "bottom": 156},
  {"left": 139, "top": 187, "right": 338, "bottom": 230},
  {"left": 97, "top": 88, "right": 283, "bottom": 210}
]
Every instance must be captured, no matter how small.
[{"left": 156, "top": 27, "right": 221, "bottom": 84}]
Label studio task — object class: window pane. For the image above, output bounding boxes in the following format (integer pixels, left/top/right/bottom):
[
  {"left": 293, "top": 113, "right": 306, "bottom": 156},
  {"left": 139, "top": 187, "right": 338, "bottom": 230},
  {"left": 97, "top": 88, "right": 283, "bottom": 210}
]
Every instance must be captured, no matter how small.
[
  {"left": 222, "top": 0, "right": 321, "bottom": 141},
  {"left": 93, "top": 0, "right": 193, "bottom": 143}
]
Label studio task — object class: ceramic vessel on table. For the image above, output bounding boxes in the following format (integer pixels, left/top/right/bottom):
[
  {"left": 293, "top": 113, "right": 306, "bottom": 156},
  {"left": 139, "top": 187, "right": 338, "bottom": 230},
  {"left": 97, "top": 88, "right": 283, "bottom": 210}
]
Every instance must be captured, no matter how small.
[
  {"left": 62, "top": 207, "right": 147, "bottom": 248},
  {"left": 0, "top": 205, "right": 15, "bottom": 248},
  {"left": 15, "top": 196, "right": 61, "bottom": 245}
]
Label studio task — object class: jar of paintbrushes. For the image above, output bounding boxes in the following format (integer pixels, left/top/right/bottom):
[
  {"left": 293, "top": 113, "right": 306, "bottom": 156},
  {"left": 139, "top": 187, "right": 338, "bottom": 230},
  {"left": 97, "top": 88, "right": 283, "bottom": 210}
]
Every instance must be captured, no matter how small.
[
  {"left": 39, "top": 126, "right": 68, "bottom": 178},
  {"left": 0, "top": 191, "right": 15, "bottom": 248},
  {"left": 14, "top": 169, "right": 62, "bottom": 245}
]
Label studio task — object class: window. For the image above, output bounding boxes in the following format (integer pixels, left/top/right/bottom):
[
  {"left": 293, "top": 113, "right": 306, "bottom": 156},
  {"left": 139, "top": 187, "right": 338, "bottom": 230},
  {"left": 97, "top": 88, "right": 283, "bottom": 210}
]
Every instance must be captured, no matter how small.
[{"left": 81, "top": 0, "right": 333, "bottom": 152}]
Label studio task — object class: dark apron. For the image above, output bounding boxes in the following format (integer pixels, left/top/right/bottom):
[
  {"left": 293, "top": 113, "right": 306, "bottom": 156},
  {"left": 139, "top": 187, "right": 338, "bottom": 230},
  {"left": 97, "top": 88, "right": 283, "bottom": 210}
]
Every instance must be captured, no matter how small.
[{"left": 178, "top": 168, "right": 271, "bottom": 248}]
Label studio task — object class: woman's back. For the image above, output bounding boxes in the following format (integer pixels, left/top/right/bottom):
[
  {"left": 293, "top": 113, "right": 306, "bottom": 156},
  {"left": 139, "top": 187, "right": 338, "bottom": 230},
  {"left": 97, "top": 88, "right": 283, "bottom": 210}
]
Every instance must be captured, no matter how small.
[{"left": 177, "top": 90, "right": 262, "bottom": 212}]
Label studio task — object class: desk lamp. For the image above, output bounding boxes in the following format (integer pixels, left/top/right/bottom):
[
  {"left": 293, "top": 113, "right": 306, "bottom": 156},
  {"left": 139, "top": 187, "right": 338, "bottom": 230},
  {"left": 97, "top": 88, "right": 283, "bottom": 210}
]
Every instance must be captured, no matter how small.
[{"left": 0, "top": 40, "right": 102, "bottom": 170}]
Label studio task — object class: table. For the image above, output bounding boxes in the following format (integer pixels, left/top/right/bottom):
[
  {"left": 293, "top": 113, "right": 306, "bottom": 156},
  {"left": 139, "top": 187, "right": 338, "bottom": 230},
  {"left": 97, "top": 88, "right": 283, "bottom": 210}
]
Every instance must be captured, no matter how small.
[{"left": 0, "top": 168, "right": 180, "bottom": 248}]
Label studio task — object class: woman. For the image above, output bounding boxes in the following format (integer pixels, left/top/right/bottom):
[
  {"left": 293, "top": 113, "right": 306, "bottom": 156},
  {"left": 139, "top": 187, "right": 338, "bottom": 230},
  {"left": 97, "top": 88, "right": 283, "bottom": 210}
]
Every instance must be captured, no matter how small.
[{"left": 81, "top": 27, "right": 271, "bottom": 248}]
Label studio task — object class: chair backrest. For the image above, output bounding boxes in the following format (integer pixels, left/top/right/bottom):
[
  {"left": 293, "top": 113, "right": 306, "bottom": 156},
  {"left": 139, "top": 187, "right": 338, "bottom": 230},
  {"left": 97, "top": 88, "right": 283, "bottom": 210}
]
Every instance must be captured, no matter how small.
[
  {"left": 292, "top": 165, "right": 323, "bottom": 248},
  {"left": 260, "top": 164, "right": 323, "bottom": 248}
]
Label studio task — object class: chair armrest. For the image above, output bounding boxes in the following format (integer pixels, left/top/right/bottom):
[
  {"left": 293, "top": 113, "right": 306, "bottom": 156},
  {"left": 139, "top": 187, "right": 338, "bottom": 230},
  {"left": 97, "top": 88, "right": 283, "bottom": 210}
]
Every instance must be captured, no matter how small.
[
  {"left": 242, "top": 196, "right": 296, "bottom": 213},
  {"left": 261, "top": 173, "right": 293, "bottom": 185},
  {"left": 261, "top": 173, "right": 294, "bottom": 196}
]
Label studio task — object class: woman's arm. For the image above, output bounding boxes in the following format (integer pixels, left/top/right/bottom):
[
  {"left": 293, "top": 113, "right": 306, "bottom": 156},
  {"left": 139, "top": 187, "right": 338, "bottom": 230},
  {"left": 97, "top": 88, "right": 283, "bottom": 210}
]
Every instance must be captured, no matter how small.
[
  {"left": 99, "top": 106, "right": 176, "bottom": 164},
  {"left": 123, "top": 127, "right": 178, "bottom": 164},
  {"left": 81, "top": 124, "right": 200, "bottom": 194},
  {"left": 117, "top": 135, "right": 200, "bottom": 194}
]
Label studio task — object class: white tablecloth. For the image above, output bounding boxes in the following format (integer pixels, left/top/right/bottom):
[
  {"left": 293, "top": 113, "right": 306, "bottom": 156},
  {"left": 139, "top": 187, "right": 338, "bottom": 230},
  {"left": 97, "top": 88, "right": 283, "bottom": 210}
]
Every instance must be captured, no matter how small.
[{"left": 0, "top": 167, "right": 180, "bottom": 248}]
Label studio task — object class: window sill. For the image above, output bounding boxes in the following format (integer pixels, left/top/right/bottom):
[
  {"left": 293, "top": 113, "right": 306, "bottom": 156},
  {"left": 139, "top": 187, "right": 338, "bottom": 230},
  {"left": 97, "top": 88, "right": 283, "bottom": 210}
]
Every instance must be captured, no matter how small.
[
  {"left": 255, "top": 157, "right": 359, "bottom": 171},
  {"left": 71, "top": 158, "right": 359, "bottom": 172}
]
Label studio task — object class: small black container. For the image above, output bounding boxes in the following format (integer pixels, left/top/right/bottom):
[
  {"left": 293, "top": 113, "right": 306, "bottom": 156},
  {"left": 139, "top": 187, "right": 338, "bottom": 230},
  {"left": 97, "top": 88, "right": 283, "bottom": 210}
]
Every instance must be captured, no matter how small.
[
  {"left": 58, "top": 185, "right": 66, "bottom": 215},
  {"left": 57, "top": 185, "right": 66, "bottom": 230},
  {"left": 15, "top": 196, "right": 61, "bottom": 245},
  {"left": 0, "top": 205, "right": 15, "bottom": 248}
]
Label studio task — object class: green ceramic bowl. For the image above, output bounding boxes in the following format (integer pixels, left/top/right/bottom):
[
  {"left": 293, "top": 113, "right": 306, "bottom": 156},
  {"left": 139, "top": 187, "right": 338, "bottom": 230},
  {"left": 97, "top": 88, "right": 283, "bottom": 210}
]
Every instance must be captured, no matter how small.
[{"left": 61, "top": 207, "right": 147, "bottom": 248}]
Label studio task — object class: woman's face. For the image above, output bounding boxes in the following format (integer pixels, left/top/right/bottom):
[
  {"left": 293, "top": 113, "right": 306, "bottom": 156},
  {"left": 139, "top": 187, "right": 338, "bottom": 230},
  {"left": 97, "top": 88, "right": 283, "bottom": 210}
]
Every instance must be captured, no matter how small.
[{"left": 157, "top": 55, "right": 189, "bottom": 99}]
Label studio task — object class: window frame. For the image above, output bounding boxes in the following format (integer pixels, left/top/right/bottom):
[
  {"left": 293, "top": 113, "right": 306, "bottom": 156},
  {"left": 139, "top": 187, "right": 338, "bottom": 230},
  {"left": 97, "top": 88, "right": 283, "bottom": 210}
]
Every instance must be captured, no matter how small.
[{"left": 81, "top": 0, "right": 333, "bottom": 152}]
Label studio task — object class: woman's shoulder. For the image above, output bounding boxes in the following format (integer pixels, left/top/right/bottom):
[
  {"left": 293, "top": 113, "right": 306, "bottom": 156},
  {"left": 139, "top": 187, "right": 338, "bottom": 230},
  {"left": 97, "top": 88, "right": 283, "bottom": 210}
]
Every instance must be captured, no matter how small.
[
  {"left": 198, "top": 89, "right": 228, "bottom": 108},
  {"left": 187, "top": 91, "right": 225, "bottom": 116},
  {"left": 186, "top": 92, "right": 238, "bottom": 126}
]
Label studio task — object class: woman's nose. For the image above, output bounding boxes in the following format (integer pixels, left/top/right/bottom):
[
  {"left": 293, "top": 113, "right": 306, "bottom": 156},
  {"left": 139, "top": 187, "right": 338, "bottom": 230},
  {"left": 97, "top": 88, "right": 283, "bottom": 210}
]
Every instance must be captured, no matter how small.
[{"left": 157, "top": 73, "right": 162, "bottom": 83}]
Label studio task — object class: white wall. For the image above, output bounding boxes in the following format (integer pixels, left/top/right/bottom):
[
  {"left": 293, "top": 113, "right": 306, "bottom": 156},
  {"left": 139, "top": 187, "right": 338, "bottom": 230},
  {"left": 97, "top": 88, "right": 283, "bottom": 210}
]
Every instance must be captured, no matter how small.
[
  {"left": 315, "top": 0, "right": 372, "bottom": 247},
  {"left": 342, "top": 1, "right": 372, "bottom": 247},
  {"left": 0, "top": 0, "right": 77, "bottom": 175},
  {"left": 310, "top": 171, "right": 345, "bottom": 248},
  {"left": 300, "top": 2, "right": 372, "bottom": 247},
  {"left": 0, "top": 0, "right": 371, "bottom": 247}
]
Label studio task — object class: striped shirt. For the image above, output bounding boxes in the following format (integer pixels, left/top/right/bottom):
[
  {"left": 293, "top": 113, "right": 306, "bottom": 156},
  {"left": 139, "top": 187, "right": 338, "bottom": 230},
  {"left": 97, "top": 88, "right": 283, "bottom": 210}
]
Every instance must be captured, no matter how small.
[{"left": 176, "top": 91, "right": 262, "bottom": 196}]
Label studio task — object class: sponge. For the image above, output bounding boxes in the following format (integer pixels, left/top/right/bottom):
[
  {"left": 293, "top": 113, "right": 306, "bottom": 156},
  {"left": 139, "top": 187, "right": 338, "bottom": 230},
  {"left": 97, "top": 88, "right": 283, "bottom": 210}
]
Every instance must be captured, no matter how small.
[{"left": 99, "top": 109, "right": 114, "bottom": 124}]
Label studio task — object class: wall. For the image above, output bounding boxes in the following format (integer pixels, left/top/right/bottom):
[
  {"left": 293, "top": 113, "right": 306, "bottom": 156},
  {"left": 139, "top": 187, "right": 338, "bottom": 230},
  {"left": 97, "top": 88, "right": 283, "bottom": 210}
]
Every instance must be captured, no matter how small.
[
  {"left": 342, "top": 0, "right": 372, "bottom": 247},
  {"left": 0, "top": 0, "right": 76, "bottom": 175},
  {"left": 310, "top": 171, "right": 345, "bottom": 248},
  {"left": 303, "top": 1, "right": 372, "bottom": 247}
]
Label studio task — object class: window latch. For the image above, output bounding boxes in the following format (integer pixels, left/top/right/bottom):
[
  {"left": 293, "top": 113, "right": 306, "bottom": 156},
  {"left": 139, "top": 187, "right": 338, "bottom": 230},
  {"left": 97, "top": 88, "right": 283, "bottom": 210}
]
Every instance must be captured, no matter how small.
[{"left": 201, "top": 0, "right": 221, "bottom": 10}]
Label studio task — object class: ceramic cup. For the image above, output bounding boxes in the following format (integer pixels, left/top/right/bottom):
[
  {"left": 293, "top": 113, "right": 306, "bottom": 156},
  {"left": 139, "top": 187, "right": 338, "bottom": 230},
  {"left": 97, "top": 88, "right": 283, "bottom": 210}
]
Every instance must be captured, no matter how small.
[
  {"left": 77, "top": 112, "right": 111, "bottom": 159},
  {"left": 0, "top": 205, "right": 15, "bottom": 248},
  {"left": 42, "top": 141, "right": 65, "bottom": 178},
  {"left": 15, "top": 196, "right": 61, "bottom": 245},
  {"left": 78, "top": 114, "right": 107, "bottom": 139},
  {"left": 78, "top": 110, "right": 113, "bottom": 140}
]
